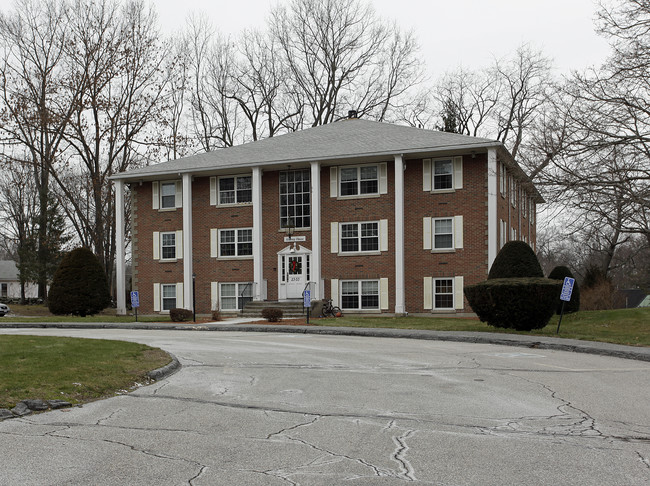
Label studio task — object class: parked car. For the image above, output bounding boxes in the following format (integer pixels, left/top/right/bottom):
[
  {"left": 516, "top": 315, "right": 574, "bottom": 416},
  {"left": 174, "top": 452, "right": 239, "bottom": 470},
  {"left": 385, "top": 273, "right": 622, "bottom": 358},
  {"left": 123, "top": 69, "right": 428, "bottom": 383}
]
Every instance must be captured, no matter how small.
[{"left": 0, "top": 303, "right": 10, "bottom": 317}]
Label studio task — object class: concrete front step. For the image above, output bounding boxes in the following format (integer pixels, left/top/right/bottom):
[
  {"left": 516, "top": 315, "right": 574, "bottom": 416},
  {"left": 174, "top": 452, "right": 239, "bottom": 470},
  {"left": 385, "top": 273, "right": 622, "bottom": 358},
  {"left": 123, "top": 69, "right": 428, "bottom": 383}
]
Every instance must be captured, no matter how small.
[{"left": 240, "top": 300, "right": 309, "bottom": 318}]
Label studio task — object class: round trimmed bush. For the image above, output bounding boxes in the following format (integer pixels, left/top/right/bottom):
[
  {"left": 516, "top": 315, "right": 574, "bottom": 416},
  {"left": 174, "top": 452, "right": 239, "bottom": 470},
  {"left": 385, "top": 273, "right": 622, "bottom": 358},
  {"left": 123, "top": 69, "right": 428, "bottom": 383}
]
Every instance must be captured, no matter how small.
[
  {"left": 488, "top": 241, "right": 543, "bottom": 279},
  {"left": 548, "top": 265, "right": 580, "bottom": 314},
  {"left": 48, "top": 247, "right": 111, "bottom": 316},
  {"left": 464, "top": 278, "right": 562, "bottom": 330}
]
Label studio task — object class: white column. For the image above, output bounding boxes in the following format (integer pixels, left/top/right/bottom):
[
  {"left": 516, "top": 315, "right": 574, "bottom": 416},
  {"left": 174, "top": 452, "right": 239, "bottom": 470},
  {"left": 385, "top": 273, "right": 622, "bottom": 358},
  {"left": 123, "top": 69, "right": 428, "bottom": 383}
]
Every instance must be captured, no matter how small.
[
  {"left": 182, "top": 173, "right": 193, "bottom": 310},
  {"left": 310, "top": 161, "right": 322, "bottom": 299},
  {"left": 115, "top": 180, "right": 126, "bottom": 315},
  {"left": 394, "top": 154, "right": 405, "bottom": 314},
  {"left": 488, "top": 148, "right": 498, "bottom": 269},
  {"left": 252, "top": 167, "right": 264, "bottom": 301}
]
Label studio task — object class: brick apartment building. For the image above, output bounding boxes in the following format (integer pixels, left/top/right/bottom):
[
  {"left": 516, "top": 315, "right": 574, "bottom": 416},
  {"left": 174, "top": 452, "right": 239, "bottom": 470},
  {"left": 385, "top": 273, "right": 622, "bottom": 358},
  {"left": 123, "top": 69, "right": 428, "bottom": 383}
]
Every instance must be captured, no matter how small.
[{"left": 111, "top": 118, "right": 541, "bottom": 316}]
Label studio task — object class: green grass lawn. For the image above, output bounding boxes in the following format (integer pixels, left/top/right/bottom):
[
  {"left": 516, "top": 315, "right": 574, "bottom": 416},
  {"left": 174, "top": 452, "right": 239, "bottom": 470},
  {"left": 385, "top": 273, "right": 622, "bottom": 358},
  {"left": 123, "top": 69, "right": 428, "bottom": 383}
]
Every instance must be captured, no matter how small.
[
  {"left": 0, "top": 336, "right": 171, "bottom": 409},
  {"left": 315, "top": 307, "right": 650, "bottom": 347}
]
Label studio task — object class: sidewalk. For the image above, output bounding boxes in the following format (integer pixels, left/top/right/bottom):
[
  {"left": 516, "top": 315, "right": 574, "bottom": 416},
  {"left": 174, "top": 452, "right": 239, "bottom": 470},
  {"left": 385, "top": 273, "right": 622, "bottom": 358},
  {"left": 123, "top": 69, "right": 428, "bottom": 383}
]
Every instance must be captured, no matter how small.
[{"left": 1, "top": 318, "right": 648, "bottom": 363}]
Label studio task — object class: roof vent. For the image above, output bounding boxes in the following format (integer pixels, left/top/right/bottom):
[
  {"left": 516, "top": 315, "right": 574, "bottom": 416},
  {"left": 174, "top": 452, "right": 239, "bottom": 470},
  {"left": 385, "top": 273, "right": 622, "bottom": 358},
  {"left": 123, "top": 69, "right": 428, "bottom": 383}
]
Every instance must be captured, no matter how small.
[{"left": 348, "top": 110, "right": 358, "bottom": 119}]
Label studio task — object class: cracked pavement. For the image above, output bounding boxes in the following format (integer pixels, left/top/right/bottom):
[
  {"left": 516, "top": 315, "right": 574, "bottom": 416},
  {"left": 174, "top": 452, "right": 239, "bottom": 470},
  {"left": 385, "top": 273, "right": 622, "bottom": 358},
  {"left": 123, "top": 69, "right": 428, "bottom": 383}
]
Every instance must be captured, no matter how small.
[{"left": 0, "top": 329, "right": 648, "bottom": 485}]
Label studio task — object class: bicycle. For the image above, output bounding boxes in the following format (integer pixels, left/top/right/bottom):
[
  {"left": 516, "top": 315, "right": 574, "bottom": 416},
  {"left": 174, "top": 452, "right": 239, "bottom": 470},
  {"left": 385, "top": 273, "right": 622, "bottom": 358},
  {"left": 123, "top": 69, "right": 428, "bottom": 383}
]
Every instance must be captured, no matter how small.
[{"left": 322, "top": 298, "right": 342, "bottom": 318}]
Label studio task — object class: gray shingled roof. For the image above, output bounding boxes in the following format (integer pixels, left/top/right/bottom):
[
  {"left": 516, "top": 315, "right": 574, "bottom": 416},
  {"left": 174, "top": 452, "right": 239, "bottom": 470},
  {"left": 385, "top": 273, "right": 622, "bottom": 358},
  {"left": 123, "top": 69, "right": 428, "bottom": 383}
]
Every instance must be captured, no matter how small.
[
  {"left": 0, "top": 261, "right": 19, "bottom": 281},
  {"left": 113, "top": 119, "right": 501, "bottom": 181}
]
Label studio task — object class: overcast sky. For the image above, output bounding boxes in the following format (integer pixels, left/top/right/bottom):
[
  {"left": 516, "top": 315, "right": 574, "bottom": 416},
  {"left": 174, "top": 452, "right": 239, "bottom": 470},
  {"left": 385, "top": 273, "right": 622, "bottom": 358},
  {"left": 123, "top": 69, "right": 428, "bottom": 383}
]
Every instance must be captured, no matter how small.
[{"left": 154, "top": 0, "right": 613, "bottom": 80}]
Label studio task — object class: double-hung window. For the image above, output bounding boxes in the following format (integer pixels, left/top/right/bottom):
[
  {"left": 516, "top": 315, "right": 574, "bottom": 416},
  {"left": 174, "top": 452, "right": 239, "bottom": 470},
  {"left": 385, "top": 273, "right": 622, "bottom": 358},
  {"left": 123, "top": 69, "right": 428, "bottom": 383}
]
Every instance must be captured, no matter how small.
[
  {"left": 340, "top": 222, "right": 379, "bottom": 253},
  {"left": 161, "top": 232, "right": 176, "bottom": 260},
  {"left": 280, "top": 169, "right": 311, "bottom": 229},
  {"left": 433, "top": 160, "right": 453, "bottom": 190},
  {"left": 219, "top": 228, "right": 253, "bottom": 257},
  {"left": 219, "top": 176, "right": 252, "bottom": 205},
  {"left": 161, "top": 284, "right": 176, "bottom": 311},
  {"left": 160, "top": 182, "right": 176, "bottom": 209},
  {"left": 434, "top": 279, "right": 454, "bottom": 309},
  {"left": 433, "top": 218, "right": 454, "bottom": 250},
  {"left": 341, "top": 280, "right": 379, "bottom": 310},
  {"left": 340, "top": 165, "right": 379, "bottom": 196},
  {"left": 220, "top": 282, "right": 252, "bottom": 311}
]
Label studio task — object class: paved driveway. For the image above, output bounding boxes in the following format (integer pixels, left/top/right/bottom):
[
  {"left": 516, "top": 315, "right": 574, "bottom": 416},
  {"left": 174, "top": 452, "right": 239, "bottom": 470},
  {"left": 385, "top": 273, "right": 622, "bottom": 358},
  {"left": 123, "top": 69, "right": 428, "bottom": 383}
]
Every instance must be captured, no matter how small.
[{"left": 1, "top": 328, "right": 649, "bottom": 485}]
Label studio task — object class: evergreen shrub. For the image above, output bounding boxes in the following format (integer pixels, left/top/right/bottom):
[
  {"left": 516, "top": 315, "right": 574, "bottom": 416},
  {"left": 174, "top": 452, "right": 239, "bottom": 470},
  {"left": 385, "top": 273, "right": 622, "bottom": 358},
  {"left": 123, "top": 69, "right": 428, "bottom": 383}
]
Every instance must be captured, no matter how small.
[
  {"left": 488, "top": 241, "right": 544, "bottom": 279},
  {"left": 464, "top": 278, "right": 562, "bottom": 330},
  {"left": 170, "top": 308, "right": 193, "bottom": 322},
  {"left": 548, "top": 265, "right": 581, "bottom": 314},
  {"left": 48, "top": 247, "right": 111, "bottom": 316}
]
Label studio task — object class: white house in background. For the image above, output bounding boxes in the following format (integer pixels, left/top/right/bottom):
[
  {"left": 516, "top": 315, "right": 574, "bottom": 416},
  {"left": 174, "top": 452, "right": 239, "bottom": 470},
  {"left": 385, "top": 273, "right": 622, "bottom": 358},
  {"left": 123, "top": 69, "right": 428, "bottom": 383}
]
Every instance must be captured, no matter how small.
[{"left": 0, "top": 261, "right": 39, "bottom": 300}]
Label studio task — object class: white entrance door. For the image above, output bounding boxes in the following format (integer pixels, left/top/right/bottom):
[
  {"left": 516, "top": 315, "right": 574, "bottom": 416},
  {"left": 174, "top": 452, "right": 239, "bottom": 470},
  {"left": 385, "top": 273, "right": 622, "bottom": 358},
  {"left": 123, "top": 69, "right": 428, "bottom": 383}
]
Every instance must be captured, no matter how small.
[
  {"left": 285, "top": 254, "right": 305, "bottom": 298},
  {"left": 278, "top": 246, "right": 311, "bottom": 300}
]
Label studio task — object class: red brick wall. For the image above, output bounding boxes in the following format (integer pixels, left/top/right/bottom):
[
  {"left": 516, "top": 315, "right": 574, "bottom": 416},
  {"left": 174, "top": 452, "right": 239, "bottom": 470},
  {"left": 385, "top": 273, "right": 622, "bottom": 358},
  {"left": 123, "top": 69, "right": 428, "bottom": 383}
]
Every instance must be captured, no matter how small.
[{"left": 131, "top": 154, "right": 538, "bottom": 314}]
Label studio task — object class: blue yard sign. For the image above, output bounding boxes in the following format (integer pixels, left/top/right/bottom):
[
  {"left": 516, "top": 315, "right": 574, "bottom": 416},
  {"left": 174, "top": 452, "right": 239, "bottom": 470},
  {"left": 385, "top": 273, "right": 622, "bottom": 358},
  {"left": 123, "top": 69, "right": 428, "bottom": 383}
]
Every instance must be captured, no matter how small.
[
  {"left": 130, "top": 291, "right": 140, "bottom": 308},
  {"left": 560, "top": 277, "right": 575, "bottom": 302},
  {"left": 303, "top": 290, "right": 311, "bottom": 308}
]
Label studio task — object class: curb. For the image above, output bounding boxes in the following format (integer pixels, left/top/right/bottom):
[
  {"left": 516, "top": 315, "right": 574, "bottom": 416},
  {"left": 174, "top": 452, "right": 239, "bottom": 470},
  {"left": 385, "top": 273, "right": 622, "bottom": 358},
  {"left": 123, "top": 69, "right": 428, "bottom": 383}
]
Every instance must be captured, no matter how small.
[
  {"left": 1, "top": 322, "right": 649, "bottom": 363},
  {"left": 148, "top": 354, "right": 181, "bottom": 381}
]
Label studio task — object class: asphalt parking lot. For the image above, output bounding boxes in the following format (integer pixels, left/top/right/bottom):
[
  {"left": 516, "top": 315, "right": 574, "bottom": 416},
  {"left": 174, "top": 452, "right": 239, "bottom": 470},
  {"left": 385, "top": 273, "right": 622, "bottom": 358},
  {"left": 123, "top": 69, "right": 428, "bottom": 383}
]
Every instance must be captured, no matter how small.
[{"left": 1, "top": 327, "right": 649, "bottom": 485}]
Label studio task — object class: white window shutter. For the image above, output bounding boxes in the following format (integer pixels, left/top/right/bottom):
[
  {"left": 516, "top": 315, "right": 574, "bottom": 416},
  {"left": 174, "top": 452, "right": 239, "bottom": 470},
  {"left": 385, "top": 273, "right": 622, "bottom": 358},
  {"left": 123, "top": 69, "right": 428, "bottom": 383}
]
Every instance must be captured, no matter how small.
[
  {"left": 331, "top": 279, "right": 339, "bottom": 307},
  {"left": 423, "top": 277, "right": 433, "bottom": 310},
  {"left": 380, "top": 219, "right": 389, "bottom": 252},
  {"left": 210, "top": 177, "right": 217, "bottom": 206},
  {"left": 423, "top": 217, "right": 432, "bottom": 250},
  {"left": 330, "top": 167, "right": 338, "bottom": 197},
  {"left": 331, "top": 222, "right": 339, "bottom": 253},
  {"left": 175, "top": 180, "right": 182, "bottom": 208},
  {"left": 423, "top": 159, "right": 431, "bottom": 191},
  {"left": 176, "top": 230, "right": 183, "bottom": 259},
  {"left": 152, "top": 182, "right": 159, "bottom": 210},
  {"left": 153, "top": 232, "right": 160, "bottom": 260},
  {"left": 454, "top": 156, "right": 463, "bottom": 189},
  {"left": 380, "top": 278, "right": 389, "bottom": 310},
  {"left": 210, "top": 229, "right": 218, "bottom": 258},
  {"left": 176, "top": 283, "right": 184, "bottom": 308},
  {"left": 379, "top": 163, "right": 388, "bottom": 194},
  {"left": 454, "top": 216, "right": 464, "bottom": 249},
  {"left": 454, "top": 276, "right": 464, "bottom": 310},
  {"left": 211, "top": 282, "right": 219, "bottom": 310},
  {"left": 153, "top": 283, "right": 160, "bottom": 312}
]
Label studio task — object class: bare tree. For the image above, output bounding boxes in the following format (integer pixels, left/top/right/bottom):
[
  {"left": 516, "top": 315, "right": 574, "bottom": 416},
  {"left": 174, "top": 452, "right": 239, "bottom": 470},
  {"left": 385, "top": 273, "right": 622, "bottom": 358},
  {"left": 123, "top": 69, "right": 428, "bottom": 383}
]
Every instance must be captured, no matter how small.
[{"left": 0, "top": 0, "right": 83, "bottom": 300}]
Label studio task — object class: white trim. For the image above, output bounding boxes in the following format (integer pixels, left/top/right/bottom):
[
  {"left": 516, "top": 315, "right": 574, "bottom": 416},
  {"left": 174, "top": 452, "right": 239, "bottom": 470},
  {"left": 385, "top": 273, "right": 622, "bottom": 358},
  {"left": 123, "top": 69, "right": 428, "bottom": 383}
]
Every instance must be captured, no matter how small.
[
  {"left": 211, "top": 282, "right": 219, "bottom": 310},
  {"left": 454, "top": 276, "right": 464, "bottom": 310},
  {"left": 432, "top": 217, "right": 454, "bottom": 250},
  {"left": 209, "top": 176, "right": 217, "bottom": 206},
  {"left": 394, "top": 154, "right": 405, "bottom": 314},
  {"left": 423, "top": 217, "right": 432, "bottom": 250},
  {"left": 379, "top": 219, "right": 389, "bottom": 252},
  {"left": 330, "top": 166, "right": 338, "bottom": 197},
  {"left": 453, "top": 156, "right": 463, "bottom": 189},
  {"left": 153, "top": 283, "right": 160, "bottom": 312},
  {"left": 252, "top": 167, "right": 263, "bottom": 301},
  {"left": 210, "top": 229, "right": 218, "bottom": 258},
  {"left": 115, "top": 180, "right": 126, "bottom": 315},
  {"left": 182, "top": 173, "right": 192, "bottom": 310},
  {"left": 175, "top": 180, "right": 183, "bottom": 208},
  {"left": 152, "top": 181, "right": 159, "bottom": 210},
  {"left": 311, "top": 161, "right": 322, "bottom": 301},
  {"left": 331, "top": 279, "right": 339, "bottom": 307},
  {"left": 454, "top": 215, "right": 463, "bottom": 249},
  {"left": 380, "top": 278, "right": 389, "bottom": 310},
  {"left": 379, "top": 162, "right": 388, "bottom": 194},
  {"left": 330, "top": 222, "right": 339, "bottom": 253},
  {"left": 423, "top": 277, "right": 433, "bottom": 310},
  {"left": 217, "top": 228, "right": 254, "bottom": 258},
  {"left": 422, "top": 159, "right": 432, "bottom": 192},
  {"left": 153, "top": 231, "right": 160, "bottom": 260},
  {"left": 337, "top": 163, "right": 382, "bottom": 197},
  {"left": 487, "top": 148, "right": 498, "bottom": 269},
  {"left": 433, "top": 277, "right": 454, "bottom": 310}
]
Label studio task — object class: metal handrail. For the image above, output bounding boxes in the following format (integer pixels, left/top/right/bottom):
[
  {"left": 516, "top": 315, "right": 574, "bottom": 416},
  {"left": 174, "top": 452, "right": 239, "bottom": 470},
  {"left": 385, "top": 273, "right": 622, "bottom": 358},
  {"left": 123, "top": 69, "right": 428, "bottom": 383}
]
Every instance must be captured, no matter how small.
[{"left": 239, "top": 282, "right": 253, "bottom": 313}]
